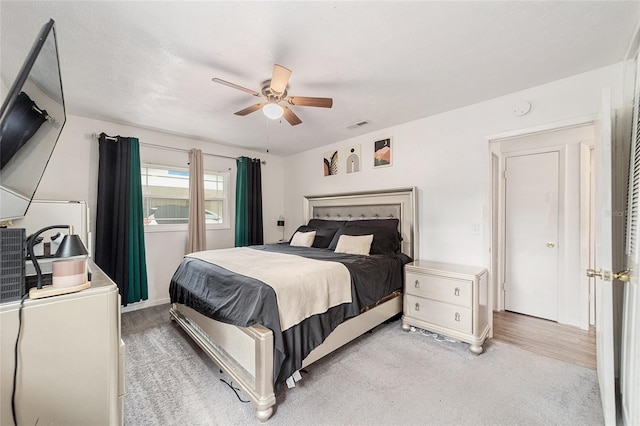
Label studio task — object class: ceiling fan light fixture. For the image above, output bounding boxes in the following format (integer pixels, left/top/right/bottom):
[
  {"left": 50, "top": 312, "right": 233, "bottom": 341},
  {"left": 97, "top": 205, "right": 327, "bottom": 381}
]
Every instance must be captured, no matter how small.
[
  {"left": 213, "top": 64, "right": 332, "bottom": 126},
  {"left": 263, "top": 102, "right": 284, "bottom": 120}
]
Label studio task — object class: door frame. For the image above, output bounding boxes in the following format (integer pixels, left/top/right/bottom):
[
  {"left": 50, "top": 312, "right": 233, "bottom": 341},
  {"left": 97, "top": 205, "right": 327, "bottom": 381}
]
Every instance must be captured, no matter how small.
[
  {"left": 487, "top": 117, "right": 596, "bottom": 329},
  {"left": 582, "top": 144, "right": 596, "bottom": 327}
]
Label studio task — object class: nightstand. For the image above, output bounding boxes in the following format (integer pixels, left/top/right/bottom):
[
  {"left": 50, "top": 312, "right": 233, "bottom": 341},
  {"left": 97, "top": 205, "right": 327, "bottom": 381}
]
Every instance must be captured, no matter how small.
[{"left": 401, "top": 260, "right": 490, "bottom": 354}]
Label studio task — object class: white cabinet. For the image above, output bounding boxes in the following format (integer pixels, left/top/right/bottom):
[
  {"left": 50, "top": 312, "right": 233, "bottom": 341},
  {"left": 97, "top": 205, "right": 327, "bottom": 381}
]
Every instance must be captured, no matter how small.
[
  {"left": 401, "top": 260, "right": 490, "bottom": 354},
  {"left": 0, "top": 262, "right": 124, "bottom": 425}
]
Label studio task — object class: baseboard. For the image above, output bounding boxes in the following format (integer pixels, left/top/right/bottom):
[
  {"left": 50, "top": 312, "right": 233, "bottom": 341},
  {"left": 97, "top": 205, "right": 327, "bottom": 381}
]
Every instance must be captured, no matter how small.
[{"left": 121, "top": 297, "right": 171, "bottom": 313}]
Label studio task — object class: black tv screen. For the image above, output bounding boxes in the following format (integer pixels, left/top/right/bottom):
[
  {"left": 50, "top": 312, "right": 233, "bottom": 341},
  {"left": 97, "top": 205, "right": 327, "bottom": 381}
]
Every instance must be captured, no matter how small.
[{"left": 0, "top": 19, "right": 66, "bottom": 220}]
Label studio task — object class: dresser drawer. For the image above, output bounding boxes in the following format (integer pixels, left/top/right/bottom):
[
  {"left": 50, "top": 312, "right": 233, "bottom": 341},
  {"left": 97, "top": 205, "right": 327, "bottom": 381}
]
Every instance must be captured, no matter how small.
[
  {"left": 405, "top": 271, "right": 472, "bottom": 307},
  {"left": 405, "top": 295, "right": 472, "bottom": 334}
]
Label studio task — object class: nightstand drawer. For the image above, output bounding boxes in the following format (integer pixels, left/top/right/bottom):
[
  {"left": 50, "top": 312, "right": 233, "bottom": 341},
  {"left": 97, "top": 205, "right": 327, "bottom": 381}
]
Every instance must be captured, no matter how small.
[
  {"left": 405, "top": 271, "right": 472, "bottom": 307},
  {"left": 405, "top": 295, "right": 472, "bottom": 334}
]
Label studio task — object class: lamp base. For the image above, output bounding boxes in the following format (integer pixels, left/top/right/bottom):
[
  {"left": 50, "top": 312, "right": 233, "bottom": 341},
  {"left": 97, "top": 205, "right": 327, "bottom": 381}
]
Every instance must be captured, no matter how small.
[{"left": 29, "top": 281, "right": 91, "bottom": 299}]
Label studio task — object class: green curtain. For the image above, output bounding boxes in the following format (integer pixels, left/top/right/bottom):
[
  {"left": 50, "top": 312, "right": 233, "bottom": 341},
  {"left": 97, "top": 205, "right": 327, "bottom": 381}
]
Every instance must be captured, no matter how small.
[
  {"left": 95, "top": 133, "right": 148, "bottom": 306},
  {"left": 235, "top": 157, "right": 249, "bottom": 246},
  {"left": 235, "top": 156, "right": 263, "bottom": 246},
  {"left": 127, "top": 138, "right": 148, "bottom": 303}
]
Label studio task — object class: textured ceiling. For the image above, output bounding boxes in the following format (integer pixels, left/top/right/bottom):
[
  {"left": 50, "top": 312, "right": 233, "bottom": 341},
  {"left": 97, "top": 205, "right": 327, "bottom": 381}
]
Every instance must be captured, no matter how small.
[{"left": 1, "top": 1, "right": 639, "bottom": 155}]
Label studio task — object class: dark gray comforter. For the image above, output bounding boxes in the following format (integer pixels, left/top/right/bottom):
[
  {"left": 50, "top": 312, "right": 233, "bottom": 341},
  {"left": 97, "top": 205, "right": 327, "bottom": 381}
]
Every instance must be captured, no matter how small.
[{"left": 169, "top": 243, "right": 411, "bottom": 389}]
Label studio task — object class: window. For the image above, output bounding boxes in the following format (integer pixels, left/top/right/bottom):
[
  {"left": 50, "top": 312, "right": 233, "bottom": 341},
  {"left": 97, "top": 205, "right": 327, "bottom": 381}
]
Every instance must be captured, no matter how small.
[{"left": 141, "top": 164, "right": 229, "bottom": 228}]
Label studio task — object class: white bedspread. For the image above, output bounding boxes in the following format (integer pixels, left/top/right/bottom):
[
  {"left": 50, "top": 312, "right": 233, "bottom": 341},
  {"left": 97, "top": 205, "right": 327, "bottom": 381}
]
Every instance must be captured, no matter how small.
[{"left": 188, "top": 248, "right": 352, "bottom": 330}]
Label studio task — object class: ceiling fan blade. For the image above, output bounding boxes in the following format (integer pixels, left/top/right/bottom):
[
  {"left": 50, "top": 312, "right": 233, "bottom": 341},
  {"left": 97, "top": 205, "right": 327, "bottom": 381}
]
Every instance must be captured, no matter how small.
[
  {"left": 234, "top": 103, "right": 266, "bottom": 116},
  {"left": 286, "top": 96, "right": 333, "bottom": 108},
  {"left": 270, "top": 64, "right": 291, "bottom": 95},
  {"left": 282, "top": 106, "right": 302, "bottom": 126},
  {"left": 212, "top": 78, "right": 261, "bottom": 97}
]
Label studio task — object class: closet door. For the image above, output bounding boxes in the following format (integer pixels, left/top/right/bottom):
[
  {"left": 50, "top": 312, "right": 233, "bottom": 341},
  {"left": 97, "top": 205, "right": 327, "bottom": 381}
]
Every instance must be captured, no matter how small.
[
  {"left": 621, "top": 65, "right": 640, "bottom": 426},
  {"left": 591, "top": 89, "right": 616, "bottom": 426},
  {"left": 504, "top": 151, "right": 559, "bottom": 321}
]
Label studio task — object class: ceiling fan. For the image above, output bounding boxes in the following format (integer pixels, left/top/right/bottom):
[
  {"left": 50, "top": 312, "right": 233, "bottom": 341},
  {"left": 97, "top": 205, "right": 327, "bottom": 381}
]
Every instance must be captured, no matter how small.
[{"left": 212, "top": 64, "right": 333, "bottom": 126}]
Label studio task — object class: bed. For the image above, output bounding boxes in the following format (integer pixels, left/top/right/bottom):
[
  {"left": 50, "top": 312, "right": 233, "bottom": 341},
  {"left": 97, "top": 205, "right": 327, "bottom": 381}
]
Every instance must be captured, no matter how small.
[{"left": 169, "top": 187, "right": 418, "bottom": 421}]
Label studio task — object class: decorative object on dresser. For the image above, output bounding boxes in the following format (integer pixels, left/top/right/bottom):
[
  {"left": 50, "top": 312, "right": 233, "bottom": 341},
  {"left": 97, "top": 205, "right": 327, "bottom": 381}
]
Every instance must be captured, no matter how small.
[
  {"left": 402, "top": 260, "right": 490, "bottom": 354},
  {"left": 26, "top": 224, "right": 89, "bottom": 299}
]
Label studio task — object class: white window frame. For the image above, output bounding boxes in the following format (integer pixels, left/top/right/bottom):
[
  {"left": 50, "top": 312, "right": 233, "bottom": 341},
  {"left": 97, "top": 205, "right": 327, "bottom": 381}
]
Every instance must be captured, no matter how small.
[{"left": 141, "top": 163, "right": 230, "bottom": 232}]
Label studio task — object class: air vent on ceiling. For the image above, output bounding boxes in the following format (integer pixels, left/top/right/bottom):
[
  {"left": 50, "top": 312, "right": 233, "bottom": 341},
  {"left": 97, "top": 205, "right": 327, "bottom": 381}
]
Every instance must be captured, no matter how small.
[{"left": 346, "top": 120, "right": 370, "bottom": 130}]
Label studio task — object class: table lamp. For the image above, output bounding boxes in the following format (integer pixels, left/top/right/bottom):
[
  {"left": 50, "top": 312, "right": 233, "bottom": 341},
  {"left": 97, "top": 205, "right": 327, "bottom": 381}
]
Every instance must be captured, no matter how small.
[
  {"left": 27, "top": 224, "right": 90, "bottom": 299},
  {"left": 277, "top": 216, "right": 285, "bottom": 241}
]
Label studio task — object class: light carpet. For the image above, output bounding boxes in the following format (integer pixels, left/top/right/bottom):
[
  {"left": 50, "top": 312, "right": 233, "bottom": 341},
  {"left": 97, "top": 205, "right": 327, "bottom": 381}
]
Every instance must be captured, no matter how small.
[{"left": 122, "top": 304, "right": 603, "bottom": 425}]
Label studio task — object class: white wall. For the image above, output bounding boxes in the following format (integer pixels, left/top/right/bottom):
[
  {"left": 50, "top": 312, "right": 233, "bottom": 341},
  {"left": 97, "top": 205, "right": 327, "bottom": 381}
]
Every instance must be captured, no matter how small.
[
  {"left": 282, "top": 62, "right": 629, "bottom": 323},
  {"left": 30, "top": 115, "right": 284, "bottom": 309}
]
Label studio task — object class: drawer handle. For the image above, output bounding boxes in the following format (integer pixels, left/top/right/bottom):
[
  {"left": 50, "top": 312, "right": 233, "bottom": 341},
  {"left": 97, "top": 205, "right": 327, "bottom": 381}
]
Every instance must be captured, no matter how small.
[
  {"left": 415, "top": 302, "right": 420, "bottom": 312},
  {"left": 414, "top": 279, "right": 420, "bottom": 289},
  {"left": 455, "top": 313, "right": 460, "bottom": 322},
  {"left": 454, "top": 287, "right": 460, "bottom": 296}
]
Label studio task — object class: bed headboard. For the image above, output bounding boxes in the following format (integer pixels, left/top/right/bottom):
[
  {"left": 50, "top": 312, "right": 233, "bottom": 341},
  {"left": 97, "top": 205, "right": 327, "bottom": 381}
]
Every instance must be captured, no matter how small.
[{"left": 303, "top": 187, "right": 418, "bottom": 260}]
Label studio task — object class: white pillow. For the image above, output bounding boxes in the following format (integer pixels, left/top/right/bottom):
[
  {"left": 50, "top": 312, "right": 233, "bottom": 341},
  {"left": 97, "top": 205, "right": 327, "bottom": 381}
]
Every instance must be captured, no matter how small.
[
  {"left": 290, "top": 230, "right": 316, "bottom": 247},
  {"left": 334, "top": 234, "right": 373, "bottom": 256}
]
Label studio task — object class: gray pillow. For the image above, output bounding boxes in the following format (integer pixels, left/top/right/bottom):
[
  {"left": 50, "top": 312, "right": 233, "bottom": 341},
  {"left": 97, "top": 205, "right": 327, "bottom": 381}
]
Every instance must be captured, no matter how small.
[
  {"left": 307, "top": 219, "right": 347, "bottom": 229},
  {"left": 329, "top": 222, "right": 402, "bottom": 255},
  {"left": 291, "top": 225, "right": 339, "bottom": 248}
]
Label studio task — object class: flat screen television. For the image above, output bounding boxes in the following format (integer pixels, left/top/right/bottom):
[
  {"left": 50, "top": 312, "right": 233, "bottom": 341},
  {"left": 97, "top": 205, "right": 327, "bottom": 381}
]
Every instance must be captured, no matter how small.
[{"left": 0, "top": 19, "right": 66, "bottom": 220}]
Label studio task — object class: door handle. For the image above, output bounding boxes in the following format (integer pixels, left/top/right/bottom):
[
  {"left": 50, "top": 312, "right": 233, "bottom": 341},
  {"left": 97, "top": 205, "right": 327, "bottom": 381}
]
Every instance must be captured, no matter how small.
[
  {"left": 614, "top": 269, "right": 630, "bottom": 282},
  {"left": 586, "top": 268, "right": 630, "bottom": 282},
  {"left": 586, "top": 268, "right": 602, "bottom": 278},
  {"left": 547, "top": 242, "right": 556, "bottom": 248},
  {"left": 586, "top": 268, "right": 608, "bottom": 280}
]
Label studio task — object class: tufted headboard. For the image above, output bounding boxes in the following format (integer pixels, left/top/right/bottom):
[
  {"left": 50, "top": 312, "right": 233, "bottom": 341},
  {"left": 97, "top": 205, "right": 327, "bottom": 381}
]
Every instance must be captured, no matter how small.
[{"left": 303, "top": 187, "right": 418, "bottom": 260}]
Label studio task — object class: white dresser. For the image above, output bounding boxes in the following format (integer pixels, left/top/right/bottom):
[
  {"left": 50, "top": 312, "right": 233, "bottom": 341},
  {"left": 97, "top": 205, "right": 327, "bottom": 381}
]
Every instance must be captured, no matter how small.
[
  {"left": 0, "top": 262, "right": 125, "bottom": 425},
  {"left": 401, "top": 260, "right": 490, "bottom": 354}
]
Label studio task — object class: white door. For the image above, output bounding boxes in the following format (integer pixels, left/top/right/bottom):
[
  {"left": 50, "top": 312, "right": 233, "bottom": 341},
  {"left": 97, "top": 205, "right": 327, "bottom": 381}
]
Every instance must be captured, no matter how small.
[
  {"left": 621, "top": 71, "right": 640, "bottom": 425},
  {"left": 504, "top": 151, "right": 559, "bottom": 320},
  {"left": 620, "top": 284, "right": 640, "bottom": 424},
  {"left": 591, "top": 90, "right": 616, "bottom": 425},
  {"left": 622, "top": 220, "right": 640, "bottom": 424}
]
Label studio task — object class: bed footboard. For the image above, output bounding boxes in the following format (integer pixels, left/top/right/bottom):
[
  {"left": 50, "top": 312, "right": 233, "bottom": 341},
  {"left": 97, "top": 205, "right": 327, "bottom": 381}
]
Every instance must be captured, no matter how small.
[
  {"left": 169, "top": 304, "right": 276, "bottom": 421},
  {"left": 170, "top": 292, "right": 402, "bottom": 421}
]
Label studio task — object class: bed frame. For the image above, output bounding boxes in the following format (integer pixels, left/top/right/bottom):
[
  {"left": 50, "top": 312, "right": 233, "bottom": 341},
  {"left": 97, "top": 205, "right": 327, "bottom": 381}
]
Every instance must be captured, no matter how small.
[{"left": 169, "top": 187, "right": 418, "bottom": 421}]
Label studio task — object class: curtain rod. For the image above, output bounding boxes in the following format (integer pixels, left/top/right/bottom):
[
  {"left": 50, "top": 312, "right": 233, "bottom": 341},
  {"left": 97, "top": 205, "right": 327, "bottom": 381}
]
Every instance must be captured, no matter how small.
[{"left": 90, "top": 133, "right": 265, "bottom": 164}]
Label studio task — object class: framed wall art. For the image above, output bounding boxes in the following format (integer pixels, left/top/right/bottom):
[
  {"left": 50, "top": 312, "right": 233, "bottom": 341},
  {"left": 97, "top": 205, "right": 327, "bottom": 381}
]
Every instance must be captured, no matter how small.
[
  {"left": 373, "top": 138, "right": 392, "bottom": 168},
  {"left": 344, "top": 144, "right": 361, "bottom": 174},
  {"left": 323, "top": 150, "right": 338, "bottom": 176}
]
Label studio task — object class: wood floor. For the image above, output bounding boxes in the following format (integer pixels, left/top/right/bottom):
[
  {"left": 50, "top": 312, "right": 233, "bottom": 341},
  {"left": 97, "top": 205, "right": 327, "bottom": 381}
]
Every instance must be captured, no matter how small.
[{"left": 492, "top": 310, "right": 597, "bottom": 370}]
